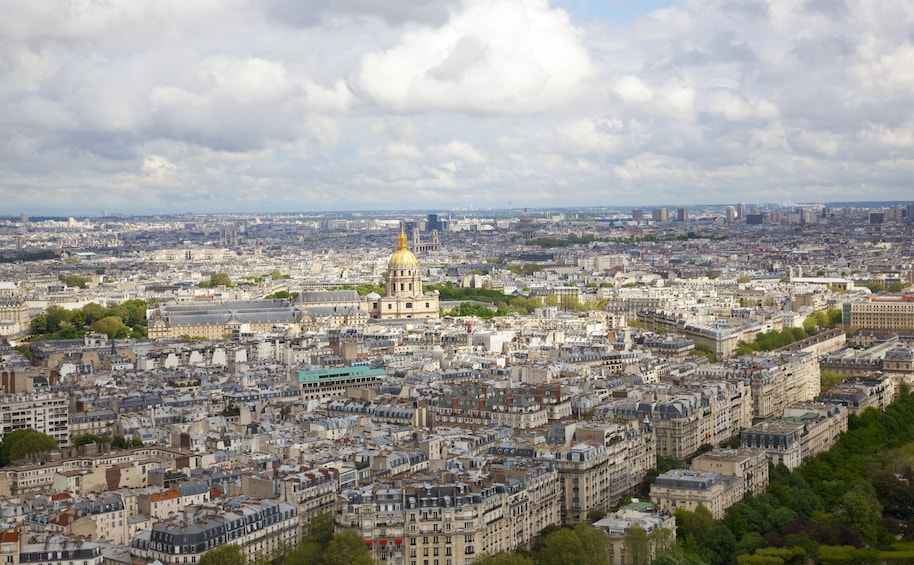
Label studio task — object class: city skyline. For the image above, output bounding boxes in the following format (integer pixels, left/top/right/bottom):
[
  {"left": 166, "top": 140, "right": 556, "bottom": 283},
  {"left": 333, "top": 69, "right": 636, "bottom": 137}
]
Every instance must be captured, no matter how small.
[{"left": 3, "top": 0, "right": 913, "bottom": 215}]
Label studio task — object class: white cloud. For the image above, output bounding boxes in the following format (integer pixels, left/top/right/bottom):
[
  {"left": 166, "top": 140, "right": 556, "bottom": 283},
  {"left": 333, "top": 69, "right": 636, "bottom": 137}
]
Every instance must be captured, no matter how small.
[
  {"left": 1, "top": 0, "right": 914, "bottom": 214},
  {"left": 356, "top": 0, "right": 593, "bottom": 114}
]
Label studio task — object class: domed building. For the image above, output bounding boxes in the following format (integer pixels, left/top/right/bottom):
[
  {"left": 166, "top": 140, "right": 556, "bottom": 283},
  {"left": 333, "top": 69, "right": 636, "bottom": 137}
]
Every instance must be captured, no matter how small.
[{"left": 364, "top": 230, "right": 439, "bottom": 320}]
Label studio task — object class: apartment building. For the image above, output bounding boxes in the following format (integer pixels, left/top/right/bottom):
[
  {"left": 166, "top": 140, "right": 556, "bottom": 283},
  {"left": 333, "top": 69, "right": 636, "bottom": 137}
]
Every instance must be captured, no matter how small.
[
  {"left": 740, "top": 403, "right": 847, "bottom": 469},
  {"left": 146, "top": 299, "right": 301, "bottom": 339},
  {"left": 600, "top": 382, "right": 750, "bottom": 460},
  {"left": 0, "top": 446, "right": 206, "bottom": 496},
  {"left": 690, "top": 448, "right": 769, "bottom": 497},
  {"left": 68, "top": 410, "right": 117, "bottom": 443},
  {"left": 554, "top": 440, "right": 640, "bottom": 524},
  {"left": 571, "top": 421, "right": 656, "bottom": 507},
  {"left": 431, "top": 386, "right": 550, "bottom": 430},
  {"left": 137, "top": 484, "right": 210, "bottom": 520},
  {"left": 650, "top": 469, "right": 745, "bottom": 519},
  {"left": 298, "top": 366, "right": 388, "bottom": 402},
  {"left": 65, "top": 494, "right": 129, "bottom": 545},
  {"left": 0, "top": 393, "right": 69, "bottom": 446},
  {"left": 19, "top": 537, "right": 103, "bottom": 565},
  {"left": 698, "top": 353, "right": 820, "bottom": 421},
  {"left": 130, "top": 500, "right": 297, "bottom": 565},
  {"left": 818, "top": 375, "right": 895, "bottom": 415},
  {"left": 843, "top": 294, "right": 914, "bottom": 330},
  {"left": 593, "top": 501, "right": 676, "bottom": 565},
  {"left": 276, "top": 467, "right": 338, "bottom": 538},
  {"left": 337, "top": 462, "right": 560, "bottom": 565}
]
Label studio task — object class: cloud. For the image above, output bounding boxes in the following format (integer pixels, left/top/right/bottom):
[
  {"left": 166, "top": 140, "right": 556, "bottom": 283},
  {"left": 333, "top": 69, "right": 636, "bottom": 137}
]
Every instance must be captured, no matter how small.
[
  {"left": 1, "top": 0, "right": 914, "bottom": 214},
  {"left": 356, "top": 0, "right": 593, "bottom": 114}
]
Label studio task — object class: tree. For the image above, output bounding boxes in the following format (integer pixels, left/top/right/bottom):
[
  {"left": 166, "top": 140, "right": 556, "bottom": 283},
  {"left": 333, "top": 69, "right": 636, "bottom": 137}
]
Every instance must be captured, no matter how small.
[
  {"left": 285, "top": 540, "right": 324, "bottom": 565},
  {"left": 649, "top": 527, "right": 676, "bottom": 559},
  {"left": 29, "top": 314, "right": 47, "bottom": 335},
  {"left": 654, "top": 550, "right": 711, "bottom": 565},
  {"left": 573, "top": 522, "right": 610, "bottom": 565},
  {"left": 200, "top": 543, "right": 244, "bottom": 565},
  {"left": 74, "top": 434, "right": 107, "bottom": 446},
  {"left": 71, "top": 311, "right": 86, "bottom": 328},
  {"left": 305, "top": 512, "right": 336, "bottom": 548},
  {"left": 624, "top": 525, "right": 652, "bottom": 565},
  {"left": 820, "top": 370, "right": 844, "bottom": 393},
  {"left": 535, "top": 527, "right": 586, "bottom": 565},
  {"left": 701, "top": 524, "right": 736, "bottom": 565},
  {"left": 265, "top": 290, "right": 293, "bottom": 299},
  {"left": 199, "top": 272, "right": 233, "bottom": 288},
  {"left": 60, "top": 274, "right": 89, "bottom": 289},
  {"left": 322, "top": 529, "right": 374, "bottom": 565},
  {"left": 676, "top": 505, "right": 714, "bottom": 545},
  {"left": 837, "top": 483, "right": 883, "bottom": 546},
  {"left": 82, "top": 302, "right": 107, "bottom": 325},
  {"left": 473, "top": 553, "right": 535, "bottom": 565},
  {"left": 211, "top": 272, "right": 232, "bottom": 287},
  {"left": 587, "top": 508, "right": 607, "bottom": 523},
  {"left": 45, "top": 305, "right": 70, "bottom": 333},
  {"left": 0, "top": 429, "right": 60, "bottom": 466},
  {"left": 92, "top": 316, "right": 127, "bottom": 338}
]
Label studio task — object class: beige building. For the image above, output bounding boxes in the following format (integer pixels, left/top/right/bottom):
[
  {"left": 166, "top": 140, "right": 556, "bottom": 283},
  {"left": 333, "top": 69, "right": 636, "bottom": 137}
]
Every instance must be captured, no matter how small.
[
  {"left": 276, "top": 467, "right": 338, "bottom": 538},
  {"left": 146, "top": 299, "right": 301, "bottom": 339},
  {"left": 601, "top": 381, "right": 751, "bottom": 460},
  {"left": 0, "top": 297, "right": 30, "bottom": 337},
  {"left": 0, "top": 392, "right": 69, "bottom": 447},
  {"left": 0, "top": 446, "right": 206, "bottom": 496},
  {"left": 432, "top": 386, "right": 550, "bottom": 430},
  {"left": 593, "top": 501, "right": 676, "bottom": 565},
  {"left": 137, "top": 486, "right": 209, "bottom": 519},
  {"left": 843, "top": 295, "right": 914, "bottom": 330},
  {"left": 364, "top": 231, "right": 439, "bottom": 320},
  {"left": 650, "top": 469, "right": 745, "bottom": 520},
  {"left": 740, "top": 403, "right": 847, "bottom": 470},
  {"left": 553, "top": 430, "right": 655, "bottom": 524},
  {"left": 338, "top": 462, "right": 559, "bottom": 565},
  {"left": 690, "top": 448, "right": 769, "bottom": 497},
  {"left": 818, "top": 374, "right": 895, "bottom": 415},
  {"left": 698, "top": 352, "right": 820, "bottom": 422},
  {"left": 130, "top": 500, "right": 298, "bottom": 565},
  {"left": 571, "top": 421, "right": 656, "bottom": 507}
]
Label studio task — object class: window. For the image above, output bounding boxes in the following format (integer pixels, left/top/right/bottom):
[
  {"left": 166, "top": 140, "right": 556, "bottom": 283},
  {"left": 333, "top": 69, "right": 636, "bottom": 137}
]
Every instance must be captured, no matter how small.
[
  {"left": 406, "top": 303, "right": 412, "bottom": 308},
  {"left": 388, "top": 304, "right": 392, "bottom": 309}
]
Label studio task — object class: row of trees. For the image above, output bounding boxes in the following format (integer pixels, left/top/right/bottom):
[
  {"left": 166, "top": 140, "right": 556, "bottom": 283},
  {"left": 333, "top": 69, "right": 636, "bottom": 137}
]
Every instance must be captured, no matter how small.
[
  {"left": 28, "top": 299, "right": 149, "bottom": 340},
  {"left": 427, "top": 283, "right": 607, "bottom": 316},
  {"left": 734, "top": 309, "right": 843, "bottom": 356},
  {"left": 0, "top": 429, "right": 59, "bottom": 466},
  {"left": 73, "top": 434, "right": 143, "bottom": 448},
  {"left": 679, "top": 383, "right": 914, "bottom": 564}
]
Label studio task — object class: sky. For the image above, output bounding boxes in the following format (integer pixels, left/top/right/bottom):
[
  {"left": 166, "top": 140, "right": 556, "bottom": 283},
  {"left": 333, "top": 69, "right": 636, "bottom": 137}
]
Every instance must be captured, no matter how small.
[{"left": 2, "top": 0, "right": 914, "bottom": 215}]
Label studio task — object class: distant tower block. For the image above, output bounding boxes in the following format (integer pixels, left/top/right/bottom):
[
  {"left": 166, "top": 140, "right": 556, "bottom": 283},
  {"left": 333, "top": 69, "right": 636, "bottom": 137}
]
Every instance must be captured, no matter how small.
[
  {"left": 632, "top": 209, "right": 644, "bottom": 223},
  {"left": 518, "top": 209, "right": 536, "bottom": 239},
  {"left": 219, "top": 226, "right": 238, "bottom": 247}
]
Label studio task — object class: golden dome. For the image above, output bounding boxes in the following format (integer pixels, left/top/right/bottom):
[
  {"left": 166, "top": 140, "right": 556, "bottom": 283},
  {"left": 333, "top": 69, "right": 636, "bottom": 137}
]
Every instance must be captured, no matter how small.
[{"left": 388, "top": 230, "right": 418, "bottom": 268}]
